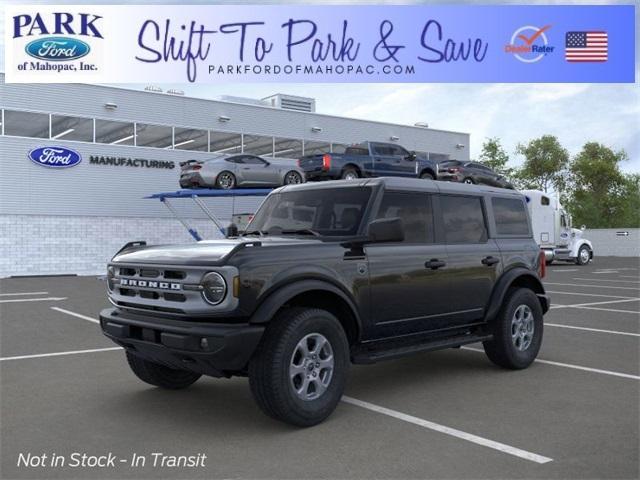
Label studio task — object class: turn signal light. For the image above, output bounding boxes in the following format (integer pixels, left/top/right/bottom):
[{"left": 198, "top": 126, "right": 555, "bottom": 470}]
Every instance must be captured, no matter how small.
[
  {"left": 322, "top": 154, "right": 332, "bottom": 171},
  {"left": 192, "top": 165, "right": 202, "bottom": 170}
]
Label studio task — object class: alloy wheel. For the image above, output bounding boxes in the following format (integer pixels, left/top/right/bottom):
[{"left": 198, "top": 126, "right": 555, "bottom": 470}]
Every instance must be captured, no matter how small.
[
  {"left": 511, "top": 304, "right": 534, "bottom": 351},
  {"left": 289, "top": 333, "right": 334, "bottom": 401}
]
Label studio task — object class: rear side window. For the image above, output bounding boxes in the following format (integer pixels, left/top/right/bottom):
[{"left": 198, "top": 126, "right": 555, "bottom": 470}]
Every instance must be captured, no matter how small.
[
  {"left": 345, "top": 147, "right": 369, "bottom": 156},
  {"left": 492, "top": 198, "right": 530, "bottom": 236},
  {"left": 441, "top": 196, "right": 488, "bottom": 244},
  {"left": 375, "top": 192, "right": 434, "bottom": 243}
]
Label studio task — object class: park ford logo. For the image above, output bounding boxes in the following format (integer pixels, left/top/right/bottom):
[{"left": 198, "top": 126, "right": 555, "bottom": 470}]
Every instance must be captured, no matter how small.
[
  {"left": 28, "top": 146, "right": 82, "bottom": 168},
  {"left": 26, "top": 37, "right": 90, "bottom": 61}
]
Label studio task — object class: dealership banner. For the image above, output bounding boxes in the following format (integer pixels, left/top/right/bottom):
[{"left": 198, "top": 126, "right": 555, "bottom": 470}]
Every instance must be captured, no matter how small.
[{"left": 4, "top": 4, "right": 635, "bottom": 83}]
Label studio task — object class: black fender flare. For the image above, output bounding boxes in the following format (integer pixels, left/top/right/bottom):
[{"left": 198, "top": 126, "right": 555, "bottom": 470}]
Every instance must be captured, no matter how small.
[
  {"left": 249, "top": 278, "right": 362, "bottom": 334},
  {"left": 484, "top": 268, "right": 548, "bottom": 322}
]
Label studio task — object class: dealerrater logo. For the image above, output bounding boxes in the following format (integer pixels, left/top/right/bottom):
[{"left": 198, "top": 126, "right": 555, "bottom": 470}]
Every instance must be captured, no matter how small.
[
  {"left": 505, "top": 25, "right": 554, "bottom": 63},
  {"left": 12, "top": 12, "right": 103, "bottom": 73}
]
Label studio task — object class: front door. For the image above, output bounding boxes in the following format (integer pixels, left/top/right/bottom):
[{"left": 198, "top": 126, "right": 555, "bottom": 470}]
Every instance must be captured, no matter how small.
[
  {"left": 238, "top": 155, "right": 274, "bottom": 185},
  {"left": 366, "top": 190, "right": 452, "bottom": 339}
]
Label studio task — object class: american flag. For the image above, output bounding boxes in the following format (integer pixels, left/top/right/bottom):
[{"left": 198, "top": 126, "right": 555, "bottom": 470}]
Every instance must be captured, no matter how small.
[{"left": 565, "top": 31, "right": 608, "bottom": 62}]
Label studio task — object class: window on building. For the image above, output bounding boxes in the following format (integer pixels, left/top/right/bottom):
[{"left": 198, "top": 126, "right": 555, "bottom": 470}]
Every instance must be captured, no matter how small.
[
  {"left": 441, "top": 195, "right": 488, "bottom": 244},
  {"left": 303, "top": 141, "right": 331, "bottom": 156},
  {"left": 210, "top": 131, "right": 242, "bottom": 154},
  {"left": 4, "top": 110, "right": 49, "bottom": 138},
  {"left": 173, "top": 127, "right": 208, "bottom": 151},
  {"left": 429, "top": 153, "right": 450, "bottom": 163},
  {"left": 135, "top": 123, "right": 173, "bottom": 149},
  {"left": 243, "top": 134, "right": 274, "bottom": 156},
  {"left": 375, "top": 192, "right": 434, "bottom": 243},
  {"left": 541, "top": 196, "right": 550, "bottom": 206},
  {"left": 95, "top": 119, "right": 135, "bottom": 145},
  {"left": 274, "top": 137, "right": 303, "bottom": 159},
  {"left": 492, "top": 197, "right": 530, "bottom": 236},
  {"left": 50, "top": 114, "right": 93, "bottom": 142}
]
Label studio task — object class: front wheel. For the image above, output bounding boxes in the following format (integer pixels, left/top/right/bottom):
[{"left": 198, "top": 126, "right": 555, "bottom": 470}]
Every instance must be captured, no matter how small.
[
  {"left": 576, "top": 245, "right": 591, "bottom": 265},
  {"left": 482, "top": 288, "right": 543, "bottom": 370},
  {"left": 420, "top": 171, "right": 435, "bottom": 180},
  {"left": 463, "top": 177, "right": 475, "bottom": 184},
  {"left": 249, "top": 308, "right": 349, "bottom": 427},
  {"left": 126, "top": 352, "right": 201, "bottom": 389}
]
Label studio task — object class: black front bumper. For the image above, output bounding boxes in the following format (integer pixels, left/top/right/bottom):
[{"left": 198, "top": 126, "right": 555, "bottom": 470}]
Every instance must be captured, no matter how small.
[{"left": 100, "top": 308, "right": 264, "bottom": 377}]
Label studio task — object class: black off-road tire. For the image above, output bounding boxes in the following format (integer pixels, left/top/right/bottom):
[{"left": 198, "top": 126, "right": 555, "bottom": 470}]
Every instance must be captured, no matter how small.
[
  {"left": 482, "top": 288, "right": 543, "bottom": 370},
  {"left": 420, "top": 171, "right": 435, "bottom": 180},
  {"left": 125, "top": 351, "right": 201, "bottom": 389},
  {"left": 248, "top": 307, "right": 349, "bottom": 427}
]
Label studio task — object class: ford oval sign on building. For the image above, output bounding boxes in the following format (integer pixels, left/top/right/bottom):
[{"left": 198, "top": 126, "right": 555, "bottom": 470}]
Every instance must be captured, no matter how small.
[
  {"left": 25, "top": 37, "right": 90, "bottom": 62},
  {"left": 28, "top": 146, "right": 82, "bottom": 168}
]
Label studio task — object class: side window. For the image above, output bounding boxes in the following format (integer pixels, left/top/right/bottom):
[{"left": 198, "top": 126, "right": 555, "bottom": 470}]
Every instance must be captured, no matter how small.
[
  {"left": 441, "top": 195, "right": 488, "bottom": 244},
  {"left": 226, "top": 156, "right": 243, "bottom": 164},
  {"left": 391, "top": 146, "right": 410, "bottom": 157},
  {"left": 375, "top": 192, "right": 434, "bottom": 243},
  {"left": 492, "top": 197, "right": 530, "bottom": 236},
  {"left": 242, "top": 155, "right": 266, "bottom": 165}
]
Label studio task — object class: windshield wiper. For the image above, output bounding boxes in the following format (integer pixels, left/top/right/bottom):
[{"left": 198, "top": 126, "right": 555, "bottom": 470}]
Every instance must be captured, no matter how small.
[
  {"left": 280, "top": 229, "right": 321, "bottom": 237},
  {"left": 241, "top": 230, "right": 267, "bottom": 236}
]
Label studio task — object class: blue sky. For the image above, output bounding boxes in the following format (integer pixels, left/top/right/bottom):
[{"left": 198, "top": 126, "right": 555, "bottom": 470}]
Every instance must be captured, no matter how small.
[{"left": 2, "top": 0, "right": 638, "bottom": 172}]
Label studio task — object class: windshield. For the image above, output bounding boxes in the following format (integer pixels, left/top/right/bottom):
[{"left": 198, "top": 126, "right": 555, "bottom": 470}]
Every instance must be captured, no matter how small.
[{"left": 245, "top": 187, "right": 372, "bottom": 237}]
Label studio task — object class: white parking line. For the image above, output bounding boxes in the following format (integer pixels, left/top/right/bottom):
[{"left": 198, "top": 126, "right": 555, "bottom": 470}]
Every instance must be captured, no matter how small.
[
  {"left": 0, "top": 297, "right": 67, "bottom": 304},
  {"left": 549, "top": 269, "right": 579, "bottom": 272},
  {"left": 550, "top": 298, "right": 639, "bottom": 310},
  {"left": 51, "top": 307, "right": 99, "bottom": 324},
  {"left": 593, "top": 271, "right": 619, "bottom": 274},
  {"left": 570, "top": 306, "right": 640, "bottom": 315},
  {"left": 341, "top": 396, "right": 553, "bottom": 464},
  {"left": 621, "top": 275, "right": 640, "bottom": 279},
  {"left": 545, "top": 323, "right": 640, "bottom": 337},
  {"left": 546, "top": 290, "right": 637, "bottom": 299},
  {"left": 0, "top": 347, "right": 122, "bottom": 362},
  {"left": 0, "top": 291, "right": 49, "bottom": 296},
  {"left": 462, "top": 347, "right": 640, "bottom": 380},
  {"left": 573, "top": 278, "right": 640, "bottom": 284},
  {"left": 545, "top": 282, "right": 640, "bottom": 291}
]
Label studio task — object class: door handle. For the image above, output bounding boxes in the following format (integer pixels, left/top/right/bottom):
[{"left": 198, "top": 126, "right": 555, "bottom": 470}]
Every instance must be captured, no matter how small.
[
  {"left": 482, "top": 256, "right": 500, "bottom": 266},
  {"left": 425, "top": 259, "right": 446, "bottom": 270}
]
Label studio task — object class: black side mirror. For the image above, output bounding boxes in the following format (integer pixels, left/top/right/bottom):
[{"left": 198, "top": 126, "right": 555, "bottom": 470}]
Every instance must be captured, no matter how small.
[
  {"left": 226, "top": 223, "right": 239, "bottom": 238},
  {"left": 367, "top": 217, "right": 404, "bottom": 243},
  {"left": 406, "top": 151, "right": 417, "bottom": 161}
]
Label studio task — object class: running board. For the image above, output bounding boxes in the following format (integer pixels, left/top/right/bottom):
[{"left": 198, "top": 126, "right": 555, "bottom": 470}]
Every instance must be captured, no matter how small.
[{"left": 352, "top": 333, "right": 492, "bottom": 364}]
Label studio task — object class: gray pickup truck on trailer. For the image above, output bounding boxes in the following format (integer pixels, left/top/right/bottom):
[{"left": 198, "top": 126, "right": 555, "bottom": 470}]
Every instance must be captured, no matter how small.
[{"left": 100, "top": 178, "right": 549, "bottom": 426}]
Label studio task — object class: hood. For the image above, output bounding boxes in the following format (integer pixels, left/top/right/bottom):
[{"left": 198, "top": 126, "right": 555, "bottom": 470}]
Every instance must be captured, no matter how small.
[{"left": 112, "top": 237, "right": 322, "bottom": 266}]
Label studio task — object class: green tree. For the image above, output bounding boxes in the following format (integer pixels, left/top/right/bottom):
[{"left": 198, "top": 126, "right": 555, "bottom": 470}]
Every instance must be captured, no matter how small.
[
  {"left": 566, "top": 143, "right": 638, "bottom": 228},
  {"left": 516, "top": 135, "right": 569, "bottom": 193},
  {"left": 479, "top": 137, "right": 511, "bottom": 175}
]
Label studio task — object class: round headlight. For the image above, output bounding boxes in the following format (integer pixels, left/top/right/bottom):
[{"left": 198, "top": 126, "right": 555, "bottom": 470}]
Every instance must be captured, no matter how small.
[
  {"left": 106, "top": 266, "right": 115, "bottom": 292},
  {"left": 201, "top": 272, "right": 227, "bottom": 305}
]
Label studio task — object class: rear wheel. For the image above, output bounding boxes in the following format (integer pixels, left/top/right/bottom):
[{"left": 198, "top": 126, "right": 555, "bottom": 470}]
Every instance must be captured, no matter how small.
[
  {"left": 249, "top": 307, "right": 349, "bottom": 427},
  {"left": 341, "top": 167, "right": 359, "bottom": 180},
  {"left": 576, "top": 245, "right": 591, "bottom": 265},
  {"left": 420, "top": 171, "right": 435, "bottom": 180},
  {"left": 216, "top": 171, "right": 236, "bottom": 189},
  {"left": 125, "top": 352, "right": 201, "bottom": 389},
  {"left": 482, "top": 288, "right": 543, "bottom": 370},
  {"left": 284, "top": 170, "right": 303, "bottom": 185},
  {"left": 463, "top": 177, "right": 474, "bottom": 184}
]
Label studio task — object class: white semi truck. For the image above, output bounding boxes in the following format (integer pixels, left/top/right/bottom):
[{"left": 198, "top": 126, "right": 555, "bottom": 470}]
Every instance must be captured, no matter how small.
[{"left": 522, "top": 190, "right": 594, "bottom": 265}]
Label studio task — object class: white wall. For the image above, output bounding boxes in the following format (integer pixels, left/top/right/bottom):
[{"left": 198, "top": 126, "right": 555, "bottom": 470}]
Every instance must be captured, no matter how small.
[{"left": 584, "top": 228, "right": 640, "bottom": 257}]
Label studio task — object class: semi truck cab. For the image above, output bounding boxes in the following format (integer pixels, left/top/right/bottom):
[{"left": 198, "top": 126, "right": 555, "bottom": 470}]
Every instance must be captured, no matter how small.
[{"left": 523, "top": 190, "right": 594, "bottom": 265}]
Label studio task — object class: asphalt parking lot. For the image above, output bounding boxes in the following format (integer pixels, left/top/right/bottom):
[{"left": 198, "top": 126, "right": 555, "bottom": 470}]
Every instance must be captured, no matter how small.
[{"left": 1, "top": 256, "right": 638, "bottom": 479}]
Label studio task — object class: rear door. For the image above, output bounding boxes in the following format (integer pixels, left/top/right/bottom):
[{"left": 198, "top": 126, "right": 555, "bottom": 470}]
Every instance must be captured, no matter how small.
[
  {"left": 365, "top": 190, "right": 452, "bottom": 339},
  {"left": 439, "top": 194, "right": 501, "bottom": 325}
]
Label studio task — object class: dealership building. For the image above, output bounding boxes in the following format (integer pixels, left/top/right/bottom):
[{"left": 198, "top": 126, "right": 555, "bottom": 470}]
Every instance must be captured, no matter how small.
[{"left": 0, "top": 73, "right": 470, "bottom": 277}]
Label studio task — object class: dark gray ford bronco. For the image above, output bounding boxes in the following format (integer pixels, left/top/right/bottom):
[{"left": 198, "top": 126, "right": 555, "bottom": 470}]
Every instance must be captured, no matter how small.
[{"left": 100, "top": 178, "right": 549, "bottom": 426}]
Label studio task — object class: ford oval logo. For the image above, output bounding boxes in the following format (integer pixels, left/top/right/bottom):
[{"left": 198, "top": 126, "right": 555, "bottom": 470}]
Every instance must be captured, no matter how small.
[
  {"left": 28, "top": 147, "right": 82, "bottom": 168},
  {"left": 25, "top": 37, "right": 90, "bottom": 62}
]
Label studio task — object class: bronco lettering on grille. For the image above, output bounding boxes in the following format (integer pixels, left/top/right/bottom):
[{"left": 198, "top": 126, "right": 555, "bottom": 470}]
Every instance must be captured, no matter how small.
[{"left": 119, "top": 278, "right": 181, "bottom": 290}]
